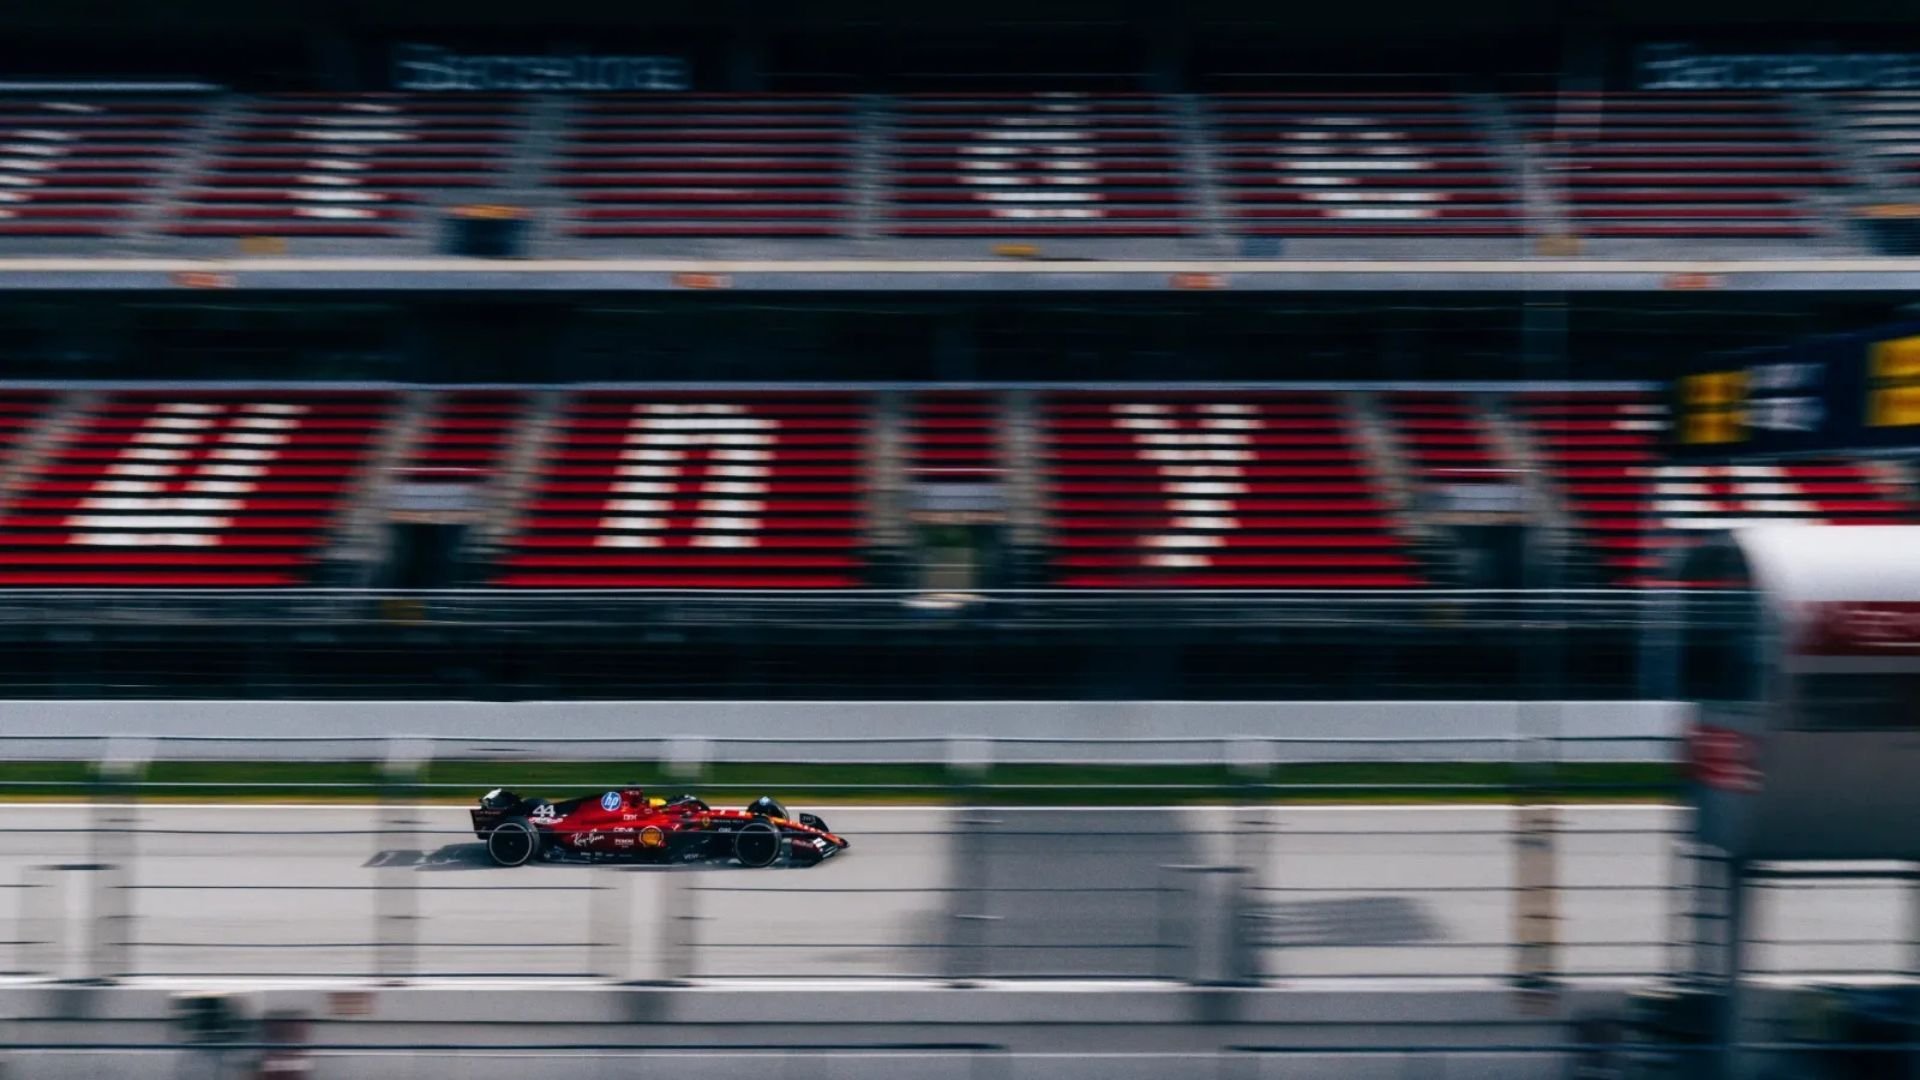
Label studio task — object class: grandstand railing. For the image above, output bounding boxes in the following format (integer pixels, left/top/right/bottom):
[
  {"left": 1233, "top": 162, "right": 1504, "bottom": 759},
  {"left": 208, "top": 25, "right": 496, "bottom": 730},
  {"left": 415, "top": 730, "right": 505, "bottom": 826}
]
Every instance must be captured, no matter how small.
[{"left": 0, "top": 587, "right": 1740, "bottom": 628}]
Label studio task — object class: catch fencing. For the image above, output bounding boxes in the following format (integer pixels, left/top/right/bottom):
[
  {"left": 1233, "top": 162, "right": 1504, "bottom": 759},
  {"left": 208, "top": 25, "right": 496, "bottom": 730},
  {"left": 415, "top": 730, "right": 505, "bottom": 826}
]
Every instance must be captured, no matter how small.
[{"left": 0, "top": 733, "right": 1910, "bottom": 989}]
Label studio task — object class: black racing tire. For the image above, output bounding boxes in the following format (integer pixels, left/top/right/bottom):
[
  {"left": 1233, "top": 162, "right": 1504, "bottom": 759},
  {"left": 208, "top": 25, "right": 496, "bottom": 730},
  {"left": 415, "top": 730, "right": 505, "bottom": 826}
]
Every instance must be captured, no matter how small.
[
  {"left": 485, "top": 817, "right": 542, "bottom": 868},
  {"left": 733, "top": 819, "right": 781, "bottom": 868}
]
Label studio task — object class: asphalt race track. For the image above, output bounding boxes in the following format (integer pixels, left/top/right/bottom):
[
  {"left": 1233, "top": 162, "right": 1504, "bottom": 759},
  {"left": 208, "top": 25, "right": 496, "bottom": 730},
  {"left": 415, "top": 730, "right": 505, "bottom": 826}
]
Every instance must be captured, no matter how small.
[{"left": 0, "top": 804, "right": 1910, "bottom": 982}]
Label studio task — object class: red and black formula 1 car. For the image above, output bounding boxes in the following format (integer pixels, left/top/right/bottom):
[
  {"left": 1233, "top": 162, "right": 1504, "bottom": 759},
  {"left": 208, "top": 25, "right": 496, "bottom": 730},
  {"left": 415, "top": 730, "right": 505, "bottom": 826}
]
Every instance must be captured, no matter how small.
[{"left": 470, "top": 787, "right": 848, "bottom": 868}]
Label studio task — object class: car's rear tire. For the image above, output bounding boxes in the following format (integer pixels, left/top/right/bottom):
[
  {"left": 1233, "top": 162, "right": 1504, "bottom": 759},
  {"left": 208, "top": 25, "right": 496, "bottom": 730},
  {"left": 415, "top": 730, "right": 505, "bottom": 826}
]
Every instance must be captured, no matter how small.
[
  {"left": 486, "top": 817, "right": 541, "bottom": 867},
  {"left": 733, "top": 819, "right": 781, "bottom": 868}
]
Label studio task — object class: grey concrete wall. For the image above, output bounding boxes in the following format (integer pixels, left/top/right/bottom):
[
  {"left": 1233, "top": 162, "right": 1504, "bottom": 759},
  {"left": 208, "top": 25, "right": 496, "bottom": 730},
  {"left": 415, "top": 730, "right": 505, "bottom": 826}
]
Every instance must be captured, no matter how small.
[
  {"left": 0, "top": 700, "right": 1688, "bottom": 761},
  {"left": 0, "top": 982, "right": 1627, "bottom": 1080}
]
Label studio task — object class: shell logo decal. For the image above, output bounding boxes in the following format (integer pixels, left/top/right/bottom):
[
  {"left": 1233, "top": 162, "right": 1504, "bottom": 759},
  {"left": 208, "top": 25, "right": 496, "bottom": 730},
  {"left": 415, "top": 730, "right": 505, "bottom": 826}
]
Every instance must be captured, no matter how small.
[{"left": 639, "top": 825, "right": 666, "bottom": 849}]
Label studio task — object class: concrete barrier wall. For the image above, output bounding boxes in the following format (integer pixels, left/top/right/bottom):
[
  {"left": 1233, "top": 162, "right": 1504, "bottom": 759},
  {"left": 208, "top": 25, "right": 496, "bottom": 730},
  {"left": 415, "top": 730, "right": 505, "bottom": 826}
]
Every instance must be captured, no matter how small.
[
  {"left": 0, "top": 700, "right": 1689, "bottom": 761},
  {"left": 0, "top": 982, "right": 1627, "bottom": 1080}
]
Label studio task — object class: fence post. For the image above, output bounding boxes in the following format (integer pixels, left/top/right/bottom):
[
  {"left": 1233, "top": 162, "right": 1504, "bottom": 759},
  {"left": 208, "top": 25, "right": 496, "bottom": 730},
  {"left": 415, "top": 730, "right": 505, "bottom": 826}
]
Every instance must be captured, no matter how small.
[
  {"left": 654, "top": 866, "right": 693, "bottom": 984},
  {"left": 1512, "top": 734, "right": 1561, "bottom": 994},
  {"left": 18, "top": 864, "right": 54, "bottom": 980},
  {"left": 25, "top": 863, "right": 130, "bottom": 983},
  {"left": 945, "top": 736, "right": 995, "bottom": 986},
  {"left": 664, "top": 736, "right": 707, "bottom": 981},
  {"left": 1669, "top": 835, "right": 1698, "bottom": 982},
  {"left": 1225, "top": 737, "right": 1273, "bottom": 986},
  {"left": 588, "top": 863, "right": 624, "bottom": 981},
  {"left": 1165, "top": 864, "right": 1256, "bottom": 987},
  {"left": 374, "top": 736, "right": 429, "bottom": 984},
  {"left": 664, "top": 736, "right": 710, "bottom": 789},
  {"left": 1154, "top": 861, "right": 1181, "bottom": 981},
  {"left": 1223, "top": 737, "right": 1274, "bottom": 867},
  {"left": 92, "top": 735, "right": 149, "bottom": 981}
]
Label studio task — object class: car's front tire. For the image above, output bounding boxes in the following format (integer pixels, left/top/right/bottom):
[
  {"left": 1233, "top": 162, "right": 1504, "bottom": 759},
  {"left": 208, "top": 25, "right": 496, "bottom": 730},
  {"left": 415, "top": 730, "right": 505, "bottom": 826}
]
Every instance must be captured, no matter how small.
[
  {"left": 485, "top": 817, "right": 541, "bottom": 867},
  {"left": 733, "top": 819, "right": 782, "bottom": 868}
]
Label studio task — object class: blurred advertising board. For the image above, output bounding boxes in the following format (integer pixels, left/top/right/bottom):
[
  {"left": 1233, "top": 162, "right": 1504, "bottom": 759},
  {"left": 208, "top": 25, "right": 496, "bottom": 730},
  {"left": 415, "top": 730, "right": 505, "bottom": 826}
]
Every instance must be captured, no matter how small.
[
  {"left": 1640, "top": 43, "right": 1920, "bottom": 89},
  {"left": 1671, "top": 323, "right": 1920, "bottom": 457},
  {"left": 394, "top": 45, "right": 689, "bottom": 92}
]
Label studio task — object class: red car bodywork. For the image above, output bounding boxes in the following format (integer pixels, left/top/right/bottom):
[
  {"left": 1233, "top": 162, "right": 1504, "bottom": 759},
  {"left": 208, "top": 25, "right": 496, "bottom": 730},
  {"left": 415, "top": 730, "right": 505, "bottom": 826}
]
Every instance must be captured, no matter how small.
[{"left": 472, "top": 787, "right": 848, "bottom": 867}]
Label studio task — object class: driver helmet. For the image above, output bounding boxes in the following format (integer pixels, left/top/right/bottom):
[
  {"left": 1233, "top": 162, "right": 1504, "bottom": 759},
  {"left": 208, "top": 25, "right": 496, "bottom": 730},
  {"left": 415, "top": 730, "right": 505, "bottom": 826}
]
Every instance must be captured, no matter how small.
[{"left": 748, "top": 795, "right": 790, "bottom": 820}]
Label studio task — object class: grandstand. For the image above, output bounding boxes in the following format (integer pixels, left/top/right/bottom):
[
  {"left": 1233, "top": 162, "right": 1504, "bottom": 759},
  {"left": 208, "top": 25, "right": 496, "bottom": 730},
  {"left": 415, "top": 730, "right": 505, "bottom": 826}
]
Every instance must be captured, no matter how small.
[
  {"left": 0, "top": 1, "right": 1917, "bottom": 709},
  {"left": 559, "top": 93, "right": 856, "bottom": 241},
  {"left": 0, "top": 389, "right": 394, "bottom": 586},
  {"left": 496, "top": 390, "right": 872, "bottom": 588},
  {"left": 1037, "top": 390, "right": 1423, "bottom": 588},
  {"left": 176, "top": 94, "right": 525, "bottom": 242},
  {"left": 0, "top": 93, "right": 210, "bottom": 240},
  {"left": 0, "top": 85, "right": 1908, "bottom": 257},
  {"left": 0, "top": 383, "right": 1909, "bottom": 593},
  {"left": 1512, "top": 390, "right": 1917, "bottom": 586}
]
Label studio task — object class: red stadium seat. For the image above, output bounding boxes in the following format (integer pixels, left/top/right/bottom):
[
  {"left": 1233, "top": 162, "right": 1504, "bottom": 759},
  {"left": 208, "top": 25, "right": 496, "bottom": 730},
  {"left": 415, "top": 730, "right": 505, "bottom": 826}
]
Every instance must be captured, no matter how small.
[
  {"left": 0, "top": 92, "right": 213, "bottom": 237},
  {"left": 1038, "top": 392, "right": 1423, "bottom": 588},
  {"left": 1512, "top": 93, "right": 1838, "bottom": 240},
  {"left": 555, "top": 95, "right": 854, "bottom": 239},
  {"left": 1380, "top": 392, "right": 1506, "bottom": 482},
  {"left": 0, "top": 391, "right": 395, "bottom": 586},
  {"left": 1208, "top": 94, "right": 1526, "bottom": 239},
  {"left": 399, "top": 390, "right": 531, "bottom": 485},
  {"left": 909, "top": 391, "right": 1003, "bottom": 482},
  {"left": 494, "top": 392, "right": 873, "bottom": 588},
  {"left": 171, "top": 94, "right": 528, "bottom": 240},
  {"left": 1511, "top": 389, "right": 1917, "bottom": 584},
  {"left": 883, "top": 93, "right": 1192, "bottom": 238}
]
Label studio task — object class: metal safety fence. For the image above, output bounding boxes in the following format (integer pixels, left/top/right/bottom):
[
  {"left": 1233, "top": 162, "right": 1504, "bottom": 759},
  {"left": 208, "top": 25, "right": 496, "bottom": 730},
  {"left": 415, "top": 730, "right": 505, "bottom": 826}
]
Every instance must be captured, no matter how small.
[
  {"left": 0, "top": 731, "right": 1632, "bottom": 985},
  {"left": 0, "top": 731, "right": 1908, "bottom": 991},
  {"left": 2, "top": 733, "right": 1919, "bottom": 1080}
]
